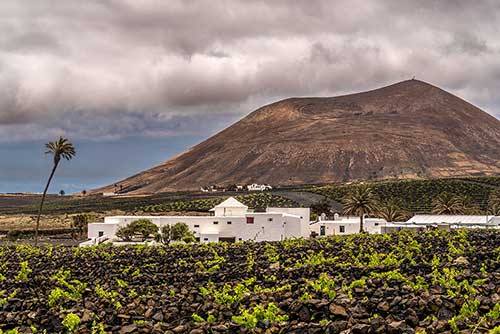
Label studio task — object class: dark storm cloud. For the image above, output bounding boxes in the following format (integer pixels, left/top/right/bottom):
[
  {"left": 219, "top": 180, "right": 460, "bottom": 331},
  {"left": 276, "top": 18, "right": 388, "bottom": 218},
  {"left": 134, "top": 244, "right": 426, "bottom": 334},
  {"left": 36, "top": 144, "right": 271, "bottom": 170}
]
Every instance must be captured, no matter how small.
[{"left": 0, "top": 0, "right": 499, "bottom": 143}]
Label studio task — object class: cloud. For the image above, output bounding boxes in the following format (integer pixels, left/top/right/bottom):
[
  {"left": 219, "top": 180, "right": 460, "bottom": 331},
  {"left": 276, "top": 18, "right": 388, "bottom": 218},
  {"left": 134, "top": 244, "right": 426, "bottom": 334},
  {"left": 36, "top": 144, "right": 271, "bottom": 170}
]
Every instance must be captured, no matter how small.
[{"left": 0, "top": 0, "right": 499, "bottom": 143}]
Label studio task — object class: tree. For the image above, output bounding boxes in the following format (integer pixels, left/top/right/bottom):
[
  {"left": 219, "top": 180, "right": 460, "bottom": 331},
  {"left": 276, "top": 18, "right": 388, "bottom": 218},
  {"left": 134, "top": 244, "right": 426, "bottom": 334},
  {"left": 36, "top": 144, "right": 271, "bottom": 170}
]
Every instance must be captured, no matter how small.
[
  {"left": 59, "top": 190, "right": 65, "bottom": 196},
  {"left": 72, "top": 214, "right": 92, "bottom": 239},
  {"left": 34, "top": 137, "right": 76, "bottom": 246},
  {"left": 343, "top": 187, "right": 378, "bottom": 233},
  {"left": 115, "top": 219, "right": 158, "bottom": 242},
  {"left": 376, "top": 199, "right": 408, "bottom": 222},
  {"left": 489, "top": 190, "right": 500, "bottom": 215},
  {"left": 431, "top": 192, "right": 465, "bottom": 215},
  {"left": 489, "top": 203, "right": 500, "bottom": 216},
  {"left": 129, "top": 219, "right": 158, "bottom": 241},
  {"left": 81, "top": 190, "right": 87, "bottom": 196},
  {"left": 158, "top": 225, "right": 172, "bottom": 244},
  {"left": 116, "top": 225, "right": 134, "bottom": 241},
  {"left": 171, "top": 222, "right": 195, "bottom": 242},
  {"left": 182, "top": 233, "right": 196, "bottom": 243},
  {"left": 455, "top": 195, "right": 480, "bottom": 214}
]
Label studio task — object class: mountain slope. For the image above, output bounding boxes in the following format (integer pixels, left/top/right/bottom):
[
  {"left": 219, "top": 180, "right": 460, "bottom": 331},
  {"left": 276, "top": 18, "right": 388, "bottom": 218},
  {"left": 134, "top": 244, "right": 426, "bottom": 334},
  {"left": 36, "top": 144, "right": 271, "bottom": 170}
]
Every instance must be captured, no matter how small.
[{"left": 96, "top": 80, "right": 500, "bottom": 194}]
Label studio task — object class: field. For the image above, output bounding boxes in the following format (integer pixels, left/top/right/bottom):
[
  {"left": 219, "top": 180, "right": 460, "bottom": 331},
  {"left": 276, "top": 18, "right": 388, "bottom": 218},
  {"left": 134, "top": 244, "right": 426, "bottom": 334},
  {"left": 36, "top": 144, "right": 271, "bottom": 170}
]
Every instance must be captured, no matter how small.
[
  {"left": 2, "top": 176, "right": 499, "bottom": 218},
  {"left": 1, "top": 230, "right": 500, "bottom": 333},
  {"left": 310, "top": 177, "right": 500, "bottom": 213},
  {"left": 0, "top": 193, "right": 297, "bottom": 238},
  {"left": 0, "top": 192, "right": 298, "bottom": 216}
]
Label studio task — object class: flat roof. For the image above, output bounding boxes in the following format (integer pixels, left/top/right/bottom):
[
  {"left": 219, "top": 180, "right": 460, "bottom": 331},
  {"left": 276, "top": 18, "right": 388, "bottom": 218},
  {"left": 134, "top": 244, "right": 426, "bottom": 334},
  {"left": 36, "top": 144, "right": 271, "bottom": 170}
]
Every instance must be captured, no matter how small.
[{"left": 407, "top": 215, "right": 496, "bottom": 225}]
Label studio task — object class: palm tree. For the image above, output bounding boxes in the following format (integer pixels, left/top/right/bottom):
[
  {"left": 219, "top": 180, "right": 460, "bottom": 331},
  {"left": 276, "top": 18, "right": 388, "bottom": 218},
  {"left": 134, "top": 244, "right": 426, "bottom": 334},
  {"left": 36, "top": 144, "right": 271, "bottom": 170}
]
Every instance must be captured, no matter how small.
[
  {"left": 343, "top": 187, "right": 378, "bottom": 233},
  {"left": 377, "top": 199, "right": 408, "bottom": 222},
  {"left": 489, "top": 190, "right": 500, "bottom": 215},
  {"left": 489, "top": 203, "right": 500, "bottom": 216},
  {"left": 455, "top": 195, "right": 481, "bottom": 214},
  {"left": 34, "top": 137, "right": 76, "bottom": 246},
  {"left": 431, "top": 192, "right": 464, "bottom": 215}
]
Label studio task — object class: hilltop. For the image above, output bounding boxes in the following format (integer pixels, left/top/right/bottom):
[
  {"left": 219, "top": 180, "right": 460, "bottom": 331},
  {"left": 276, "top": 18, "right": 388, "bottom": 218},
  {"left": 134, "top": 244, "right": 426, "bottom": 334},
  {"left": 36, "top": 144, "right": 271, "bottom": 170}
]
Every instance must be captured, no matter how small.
[{"left": 95, "top": 80, "right": 500, "bottom": 194}]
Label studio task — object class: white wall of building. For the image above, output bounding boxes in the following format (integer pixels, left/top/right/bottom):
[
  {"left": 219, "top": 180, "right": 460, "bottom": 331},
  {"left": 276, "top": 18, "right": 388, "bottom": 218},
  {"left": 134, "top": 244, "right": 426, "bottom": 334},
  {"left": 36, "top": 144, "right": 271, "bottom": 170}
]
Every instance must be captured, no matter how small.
[
  {"left": 310, "top": 217, "right": 387, "bottom": 236},
  {"left": 88, "top": 222, "right": 120, "bottom": 239},
  {"left": 267, "top": 207, "right": 311, "bottom": 237},
  {"left": 213, "top": 206, "right": 248, "bottom": 217},
  {"left": 88, "top": 212, "right": 303, "bottom": 242}
]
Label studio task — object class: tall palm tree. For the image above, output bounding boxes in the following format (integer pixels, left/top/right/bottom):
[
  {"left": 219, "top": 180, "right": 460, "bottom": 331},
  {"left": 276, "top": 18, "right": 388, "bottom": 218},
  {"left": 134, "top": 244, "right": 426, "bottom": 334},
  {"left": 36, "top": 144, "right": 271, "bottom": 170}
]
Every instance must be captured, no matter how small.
[
  {"left": 34, "top": 137, "right": 76, "bottom": 246},
  {"left": 455, "top": 195, "right": 481, "bottom": 214},
  {"left": 343, "top": 187, "right": 378, "bottom": 233},
  {"left": 489, "top": 190, "right": 500, "bottom": 215},
  {"left": 377, "top": 199, "right": 409, "bottom": 222},
  {"left": 489, "top": 203, "right": 500, "bottom": 216},
  {"left": 431, "top": 192, "right": 464, "bottom": 215}
]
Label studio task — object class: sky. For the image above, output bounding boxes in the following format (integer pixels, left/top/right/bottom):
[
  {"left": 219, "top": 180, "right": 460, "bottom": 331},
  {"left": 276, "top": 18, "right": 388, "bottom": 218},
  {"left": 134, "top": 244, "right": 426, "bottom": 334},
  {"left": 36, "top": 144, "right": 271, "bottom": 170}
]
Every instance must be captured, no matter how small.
[{"left": 1, "top": 0, "right": 499, "bottom": 193}]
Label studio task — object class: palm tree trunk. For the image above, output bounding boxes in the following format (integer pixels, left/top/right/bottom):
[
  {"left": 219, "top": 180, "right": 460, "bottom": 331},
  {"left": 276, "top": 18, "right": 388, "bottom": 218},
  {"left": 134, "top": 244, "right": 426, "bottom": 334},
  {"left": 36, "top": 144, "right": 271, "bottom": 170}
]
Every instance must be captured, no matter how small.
[
  {"left": 34, "top": 162, "right": 58, "bottom": 246},
  {"left": 359, "top": 210, "right": 364, "bottom": 233}
]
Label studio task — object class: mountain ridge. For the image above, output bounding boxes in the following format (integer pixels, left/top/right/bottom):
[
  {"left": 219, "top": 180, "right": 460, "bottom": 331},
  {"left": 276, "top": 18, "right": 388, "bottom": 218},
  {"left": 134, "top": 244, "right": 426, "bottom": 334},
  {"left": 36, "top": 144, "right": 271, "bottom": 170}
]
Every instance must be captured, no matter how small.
[{"left": 95, "top": 79, "right": 500, "bottom": 194}]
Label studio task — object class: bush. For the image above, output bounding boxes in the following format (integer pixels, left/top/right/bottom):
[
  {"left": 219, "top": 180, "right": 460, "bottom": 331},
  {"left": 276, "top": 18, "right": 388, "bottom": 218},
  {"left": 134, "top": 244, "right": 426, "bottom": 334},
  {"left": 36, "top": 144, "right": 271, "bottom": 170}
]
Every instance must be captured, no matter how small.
[
  {"left": 116, "top": 226, "right": 135, "bottom": 241},
  {"left": 116, "top": 219, "right": 158, "bottom": 241},
  {"left": 171, "top": 222, "right": 193, "bottom": 241},
  {"left": 157, "top": 225, "right": 171, "bottom": 244}
]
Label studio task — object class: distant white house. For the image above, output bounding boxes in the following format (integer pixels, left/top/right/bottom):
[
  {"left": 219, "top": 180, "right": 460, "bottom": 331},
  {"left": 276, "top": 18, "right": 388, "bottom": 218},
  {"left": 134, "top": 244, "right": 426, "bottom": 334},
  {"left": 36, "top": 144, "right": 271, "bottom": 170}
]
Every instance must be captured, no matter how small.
[
  {"left": 85, "top": 197, "right": 310, "bottom": 244},
  {"left": 247, "top": 184, "right": 272, "bottom": 191}
]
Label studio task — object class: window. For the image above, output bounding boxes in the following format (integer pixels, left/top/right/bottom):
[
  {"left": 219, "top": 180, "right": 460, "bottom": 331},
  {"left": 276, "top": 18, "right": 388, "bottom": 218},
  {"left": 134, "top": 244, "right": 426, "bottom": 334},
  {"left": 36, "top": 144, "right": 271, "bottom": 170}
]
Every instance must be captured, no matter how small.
[
  {"left": 194, "top": 224, "right": 200, "bottom": 228},
  {"left": 204, "top": 238, "right": 209, "bottom": 241},
  {"left": 320, "top": 226, "right": 326, "bottom": 236},
  {"left": 213, "top": 221, "right": 219, "bottom": 225},
  {"left": 98, "top": 231, "right": 104, "bottom": 237},
  {"left": 238, "top": 238, "right": 242, "bottom": 241},
  {"left": 227, "top": 221, "right": 232, "bottom": 225},
  {"left": 246, "top": 217, "right": 254, "bottom": 224},
  {"left": 375, "top": 223, "right": 379, "bottom": 226},
  {"left": 339, "top": 226, "right": 345, "bottom": 233},
  {"left": 268, "top": 218, "right": 273, "bottom": 222}
]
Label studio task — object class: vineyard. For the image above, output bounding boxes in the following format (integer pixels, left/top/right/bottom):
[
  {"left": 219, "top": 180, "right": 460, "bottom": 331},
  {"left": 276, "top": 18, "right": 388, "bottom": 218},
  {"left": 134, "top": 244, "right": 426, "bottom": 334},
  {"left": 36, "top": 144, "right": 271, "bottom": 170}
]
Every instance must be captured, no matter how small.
[
  {"left": 0, "top": 192, "right": 296, "bottom": 216},
  {"left": 1, "top": 176, "right": 498, "bottom": 216},
  {"left": 138, "top": 193, "right": 297, "bottom": 213},
  {"left": 309, "top": 178, "right": 500, "bottom": 213},
  {"left": 1, "top": 230, "right": 500, "bottom": 333},
  {"left": 459, "top": 176, "right": 500, "bottom": 188}
]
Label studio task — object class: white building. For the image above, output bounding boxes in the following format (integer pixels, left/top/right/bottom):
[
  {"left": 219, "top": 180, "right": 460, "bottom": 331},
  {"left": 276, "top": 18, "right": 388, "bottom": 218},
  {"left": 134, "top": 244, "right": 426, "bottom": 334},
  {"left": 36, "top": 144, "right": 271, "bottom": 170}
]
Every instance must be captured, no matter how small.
[
  {"left": 86, "top": 197, "right": 310, "bottom": 243},
  {"left": 247, "top": 184, "right": 272, "bottom": 191},
  {"left": 310, "top": 214, "right": 500, "bottom": 237},
  {"left": 310, "top": 216, "right": 389, "bottom": 236},
  {"left": 405, "top": 215, "right": 498, "bottom": 229}
]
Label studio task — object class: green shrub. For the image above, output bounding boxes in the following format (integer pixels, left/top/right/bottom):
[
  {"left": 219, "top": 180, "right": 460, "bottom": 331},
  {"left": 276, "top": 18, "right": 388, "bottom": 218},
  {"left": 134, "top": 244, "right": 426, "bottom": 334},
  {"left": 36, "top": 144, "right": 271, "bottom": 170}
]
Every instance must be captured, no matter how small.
[
  {"left": 232, "top": 302, "right": 288, "bottom": 329},
  {"left": 62, "top": 313, "right": 80, "bottom": 333}
]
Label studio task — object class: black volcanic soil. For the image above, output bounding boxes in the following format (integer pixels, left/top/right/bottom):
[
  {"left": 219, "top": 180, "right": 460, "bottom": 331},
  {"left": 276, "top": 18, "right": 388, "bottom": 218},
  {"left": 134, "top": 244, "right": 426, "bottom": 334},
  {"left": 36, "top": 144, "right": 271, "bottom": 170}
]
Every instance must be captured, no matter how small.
[{"left": 95, "top": 80, "right": 500, "bottom": 194}]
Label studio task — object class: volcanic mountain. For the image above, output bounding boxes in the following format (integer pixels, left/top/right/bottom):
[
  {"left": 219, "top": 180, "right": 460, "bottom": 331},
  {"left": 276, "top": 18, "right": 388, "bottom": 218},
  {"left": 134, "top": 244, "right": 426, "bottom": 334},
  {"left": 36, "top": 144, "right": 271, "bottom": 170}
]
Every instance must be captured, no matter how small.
[{"left": 96, "top": 80, "right": 500, "bottom": 194}]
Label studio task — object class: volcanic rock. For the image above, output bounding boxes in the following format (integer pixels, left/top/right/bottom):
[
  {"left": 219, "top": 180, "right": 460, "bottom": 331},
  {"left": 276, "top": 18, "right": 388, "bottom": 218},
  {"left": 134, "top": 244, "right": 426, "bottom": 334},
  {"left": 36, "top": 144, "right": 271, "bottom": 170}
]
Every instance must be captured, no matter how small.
[{"left": 329, "top": 304, "right": 348, "bottom": 318}]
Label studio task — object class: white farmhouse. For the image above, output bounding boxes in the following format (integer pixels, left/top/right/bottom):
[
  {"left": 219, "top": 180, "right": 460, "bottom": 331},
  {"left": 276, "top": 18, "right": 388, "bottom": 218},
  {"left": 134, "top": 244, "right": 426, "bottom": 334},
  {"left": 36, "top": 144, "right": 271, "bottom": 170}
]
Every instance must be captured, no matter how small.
[
  {"left": 247, "top": 184, "right": 272, "bottom": 191},
  {"left": 310, "top": 216, "right": 389, "bottom": 236},
  {"left": 86, "top": 197, "right": 310, "bottom": 243}
]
